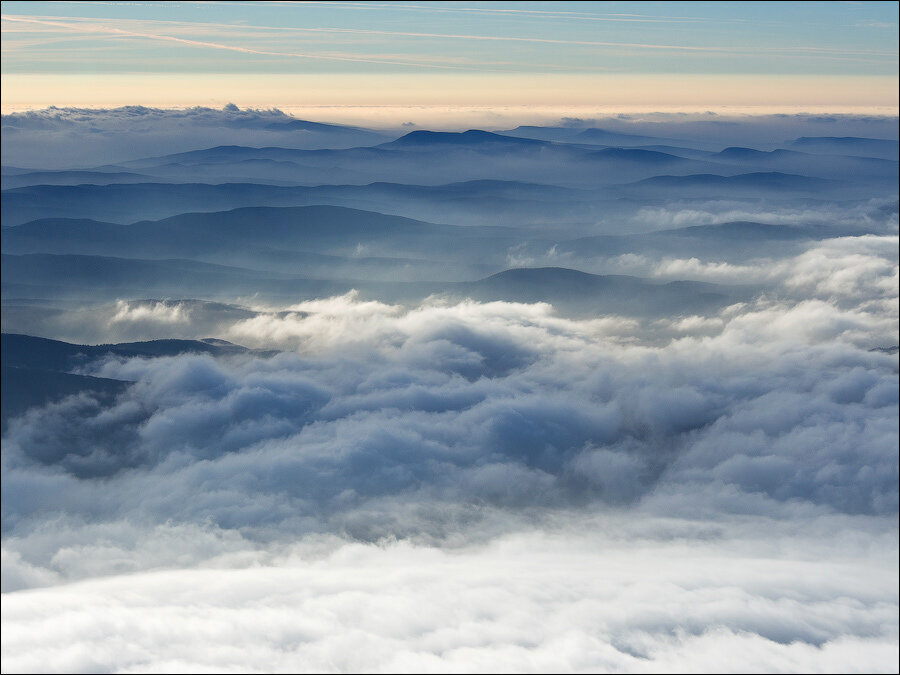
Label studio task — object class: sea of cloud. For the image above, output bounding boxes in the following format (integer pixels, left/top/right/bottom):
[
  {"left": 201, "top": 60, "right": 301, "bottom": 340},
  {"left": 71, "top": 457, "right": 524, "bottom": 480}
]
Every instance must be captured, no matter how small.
[
  {"left": 2, "top": 233, "right": 898, "bottom": 670},
  {"left": 1, "top": 197, "right": 898, "bottom": 671},
  {"left": 3, "top": 523, "right": 897, "bottom": 673}
]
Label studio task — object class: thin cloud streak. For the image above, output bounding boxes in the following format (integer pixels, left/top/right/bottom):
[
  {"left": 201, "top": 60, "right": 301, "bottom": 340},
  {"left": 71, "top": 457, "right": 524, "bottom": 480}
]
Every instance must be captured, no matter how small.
[
  {"left": 4, "top": 13, "right": 895, "bottom": 65},
  {"left": 0, "top": 14, "right": 467, "bottom": 70},
  {"left": 216, "top": 1, "right": 776, "bottom": 26}
]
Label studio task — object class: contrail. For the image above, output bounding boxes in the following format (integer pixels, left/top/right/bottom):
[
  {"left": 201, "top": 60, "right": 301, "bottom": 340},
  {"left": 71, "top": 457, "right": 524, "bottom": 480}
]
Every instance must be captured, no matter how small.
[{"left": 0, "top": 14, "right": 467, "bottom": 69}]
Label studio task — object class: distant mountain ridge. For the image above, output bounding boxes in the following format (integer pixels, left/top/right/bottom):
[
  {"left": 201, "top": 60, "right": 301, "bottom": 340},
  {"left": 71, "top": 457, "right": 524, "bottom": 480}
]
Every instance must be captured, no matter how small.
[
  {"left": 453, "top": 267, "right": 745, "bottom": 316},
  {"left": 621, "top": 172, "right": 839, "bottom": 196},
  {"left": 2, "top": 252, "right": 753, "bottom": 317},
  {"left": 383, "top": 129, "right": 546, "bottom": 149},
  {"left": 1, "top": 332, "right": 248, "bottom": 372},
  {"left": 2, "top": 202, "right": 527, "bottom": 281},
  {"left": 499, "top": 126, "right": 678, "bottom": 146},
  {"left": 0, "top": 179, "right": 599, "bottom": 227}
]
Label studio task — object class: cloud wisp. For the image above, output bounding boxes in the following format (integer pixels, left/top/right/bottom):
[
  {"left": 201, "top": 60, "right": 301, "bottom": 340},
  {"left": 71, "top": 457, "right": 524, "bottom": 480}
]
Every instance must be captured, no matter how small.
[
  {"left": 5, "top": 12, "right": 897, "bottom": 65},
  {"left": 0, "top": 14, "right": 472, "bottom": 70}
]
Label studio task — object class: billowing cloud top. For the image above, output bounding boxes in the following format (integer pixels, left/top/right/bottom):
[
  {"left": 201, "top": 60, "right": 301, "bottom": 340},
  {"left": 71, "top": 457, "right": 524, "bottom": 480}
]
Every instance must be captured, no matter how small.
[{"left": 2, "top": 287, "right": 898, "bottom": 671}]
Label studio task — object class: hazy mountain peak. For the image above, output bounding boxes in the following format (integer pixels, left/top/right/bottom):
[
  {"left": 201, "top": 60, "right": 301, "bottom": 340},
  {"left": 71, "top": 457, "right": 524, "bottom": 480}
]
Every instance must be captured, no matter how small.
[{"left": 385, "top": 129, "right": 544, "bottom": 148}]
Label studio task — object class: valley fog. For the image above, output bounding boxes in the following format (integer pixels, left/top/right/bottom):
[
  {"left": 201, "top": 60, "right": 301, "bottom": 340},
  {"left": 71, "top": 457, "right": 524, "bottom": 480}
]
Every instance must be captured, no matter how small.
[{"left": 2, "top": 106, "right": 897, "bottom": 673}]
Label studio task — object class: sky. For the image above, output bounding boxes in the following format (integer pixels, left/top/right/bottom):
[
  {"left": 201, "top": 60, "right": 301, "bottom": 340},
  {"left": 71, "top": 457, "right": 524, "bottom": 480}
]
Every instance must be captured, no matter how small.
[{"left": 1, "top": 1, "right": 898, "bottom": 120}]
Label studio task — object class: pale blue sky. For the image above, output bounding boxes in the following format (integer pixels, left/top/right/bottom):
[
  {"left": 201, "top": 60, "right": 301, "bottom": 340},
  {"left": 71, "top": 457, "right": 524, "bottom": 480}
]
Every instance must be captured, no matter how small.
[
  {"left": 3, "top": 1, "right": 897, "bottom": 75},
  {"left": 1, "top": 1, "right": 897, "bottom": 113}
]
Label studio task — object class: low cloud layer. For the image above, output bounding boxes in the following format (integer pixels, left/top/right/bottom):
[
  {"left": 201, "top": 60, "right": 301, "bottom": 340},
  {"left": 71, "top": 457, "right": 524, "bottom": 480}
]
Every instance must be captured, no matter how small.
[
  {"left": 6, "top": 232, "right": 897, "bottom": 347},
  {"left": 3, "top": 289, "right": 897, "bottom": 550},
  {"left": 3, "top": 524, "right": 897, "bottom": 674},
  {"left": 508, "top": 233, "right": 899, "bottom": 306},
  {"left": 553, "top": 112, "right": 900, "bottom": 148},
  {"left": 4, "top": 233, "right": 896, "bottom": 668},
  {"left": 630, "top": 198, "right": 899, "bottom": 232}
]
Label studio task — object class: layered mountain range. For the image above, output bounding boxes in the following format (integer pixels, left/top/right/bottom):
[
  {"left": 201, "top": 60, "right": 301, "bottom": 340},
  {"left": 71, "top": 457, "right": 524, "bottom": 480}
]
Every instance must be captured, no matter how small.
[{"left": 3, "top": 116, "right": 898, "bottom": 418}]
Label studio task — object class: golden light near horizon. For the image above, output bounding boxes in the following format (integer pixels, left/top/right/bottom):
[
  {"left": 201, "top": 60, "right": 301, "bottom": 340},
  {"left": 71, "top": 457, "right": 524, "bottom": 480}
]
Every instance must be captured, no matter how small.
[{"left": 2, "top": 73, "right": 897, "bottom": 124}]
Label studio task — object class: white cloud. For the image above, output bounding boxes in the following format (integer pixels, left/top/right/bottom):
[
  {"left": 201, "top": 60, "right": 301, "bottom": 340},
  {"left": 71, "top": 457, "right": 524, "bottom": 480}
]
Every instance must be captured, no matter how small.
[
  {"left": 2, "top": 289, "right": 896, "bottom": 586},
  {"left": 109, "top": 299, "right": 193, "bottom": 326},
  {"left": 2, "top": 206, "right": 898, "bottom": 671},
  {"left": 632, "top": 199, "right": 899, "bottom": 232},
  {"left": 2, "top": 524, "right": 897, "bottom": 673},
  {"left": 553, "top": 235, "right": 899, "bottom": 311}
]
